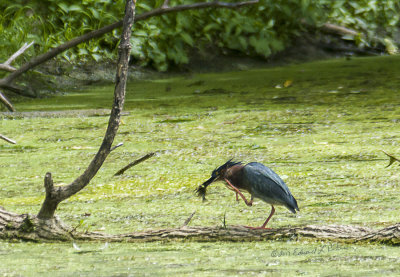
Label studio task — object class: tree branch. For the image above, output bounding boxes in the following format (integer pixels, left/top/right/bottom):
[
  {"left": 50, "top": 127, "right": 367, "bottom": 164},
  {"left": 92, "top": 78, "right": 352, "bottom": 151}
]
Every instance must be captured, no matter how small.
[
  {"left": 110, "top": 142, "right": 124, "bottom": 152},
  {"left": 0, "top": 134, "right": 16, "bottom": 144},
  {"left": 0, "top": 91, "right": 15, "bottom": 112},
  {"left": 37, "top": 0, "right": 137, "bottom": 220},
  {"left": 5, "top": 42, "right": 35, "bottom": 66},
  {"left": 320, "top": 23, "right": 359, "bottom": 37},
  {"left": 0, "top": 64, "right": 16, "bottom": 72},
  {"left": 0, "top": 42, "right": 34, "bottom": 73}
]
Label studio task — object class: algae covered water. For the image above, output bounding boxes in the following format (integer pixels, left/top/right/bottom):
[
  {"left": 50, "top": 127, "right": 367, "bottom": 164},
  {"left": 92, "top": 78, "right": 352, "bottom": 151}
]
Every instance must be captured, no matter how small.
[{"left": 1, "top": 56, "right": 400, "bottom": 275}]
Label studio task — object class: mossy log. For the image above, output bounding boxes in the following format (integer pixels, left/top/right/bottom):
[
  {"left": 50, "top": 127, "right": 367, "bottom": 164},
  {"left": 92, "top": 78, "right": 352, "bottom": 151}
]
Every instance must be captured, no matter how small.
[{"left": 1, "top": 207, "right": 399, "bottom": 244}]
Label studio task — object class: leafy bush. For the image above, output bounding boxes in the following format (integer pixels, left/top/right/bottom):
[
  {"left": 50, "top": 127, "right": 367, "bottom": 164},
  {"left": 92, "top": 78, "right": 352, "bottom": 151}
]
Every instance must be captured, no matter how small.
[
  {"left": 0, "top": 0, "right": 125, "bottom": 63},
  {"left": 321, "top": 0, "right": 400, "bottom": 51},
  {"left": 0, "top": 0, "right": 399, "bottom": 71}
]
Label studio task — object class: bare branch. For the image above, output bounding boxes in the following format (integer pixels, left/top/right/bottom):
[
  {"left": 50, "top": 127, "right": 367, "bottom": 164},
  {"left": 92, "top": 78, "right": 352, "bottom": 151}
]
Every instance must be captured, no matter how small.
[
  {"left": 4, "top": 42, "right": 35, "bottom": 66},
  {"left": 0, "top": 64, "right": 16, "bottom": 72},
  {"left": 0, "top": 91, "right": 15, "bottom": 112},
  {"left": 110, "top": 142, "right": 124, "bottom": 152},
  {"left": 0, "top": 42, "right": 34, "bottom": 73},
  {"left": 0, "top": 134, "right": 16, "bottom": 144},
  {"left": 114, "top": 152, "right": 155, "bottom": 176},
  {"left": 321, "top": 23, "right": 359, "bottom": 37}
]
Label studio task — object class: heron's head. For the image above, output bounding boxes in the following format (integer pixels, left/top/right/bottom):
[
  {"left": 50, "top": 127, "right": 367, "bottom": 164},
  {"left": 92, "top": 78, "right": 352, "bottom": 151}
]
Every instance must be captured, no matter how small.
[{"left": 195, "top": 159, "right": 242, "bottom": 200}]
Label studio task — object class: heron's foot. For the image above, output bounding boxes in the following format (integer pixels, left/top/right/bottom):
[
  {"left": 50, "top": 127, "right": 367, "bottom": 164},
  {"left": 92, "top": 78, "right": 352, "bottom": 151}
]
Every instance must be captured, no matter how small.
[
  {"left": 245, "top": 200, "right": 253, "bottom": 207},
  {"left": 243, "top": 225, "right": 271, "bottom": 230}
]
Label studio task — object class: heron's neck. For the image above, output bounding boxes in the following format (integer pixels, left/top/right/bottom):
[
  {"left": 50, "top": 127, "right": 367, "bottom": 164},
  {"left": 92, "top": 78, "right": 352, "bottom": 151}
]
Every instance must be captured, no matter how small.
[{"left": 225, "top": 164, "right": 247, "bottom": 189}]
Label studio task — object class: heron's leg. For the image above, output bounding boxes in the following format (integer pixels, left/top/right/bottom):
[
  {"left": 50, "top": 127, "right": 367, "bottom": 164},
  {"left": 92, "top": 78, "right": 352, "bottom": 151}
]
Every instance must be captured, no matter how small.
[
  {"left": 244, "top": 205, "right": 275, "bottom": 230},
  {"left": 260, "top": 205, "right": 275, "bottom": 228},
  {"left": 224, "top": 178, "right": 253, "bottom": 207},
  {"left": 224, "top": 184, "right": 240, "bottom": 201}
]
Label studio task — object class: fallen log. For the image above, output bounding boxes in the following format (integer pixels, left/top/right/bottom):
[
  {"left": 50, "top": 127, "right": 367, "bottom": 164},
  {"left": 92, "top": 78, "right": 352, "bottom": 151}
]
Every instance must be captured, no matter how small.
[{"left": 1, "top": 206, "right": 399, "bottom": 244}]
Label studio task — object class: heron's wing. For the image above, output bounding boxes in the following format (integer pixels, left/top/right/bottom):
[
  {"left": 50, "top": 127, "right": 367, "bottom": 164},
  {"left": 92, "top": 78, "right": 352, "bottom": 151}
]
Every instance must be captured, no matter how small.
[
  {"left": 244, "top": 162, "right": 291, "bottom": 196},
  {"left": 243, "top": 162, "right": 298, "bottom": 212}
]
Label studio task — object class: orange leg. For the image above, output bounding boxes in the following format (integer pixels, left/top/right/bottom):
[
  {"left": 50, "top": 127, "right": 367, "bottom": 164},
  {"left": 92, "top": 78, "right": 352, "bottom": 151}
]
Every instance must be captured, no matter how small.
[
  {"left": 224, "top": 178, "right": 253, "bottom": 207},
  {"left": 246, "top": 205, "right": 275, "bottom": 230},
  {"left": 225, "top": 186, "right": 239, "bottom": 202},
  {"left": 224, "top": 183, "right": 239, "bottom": 201}
]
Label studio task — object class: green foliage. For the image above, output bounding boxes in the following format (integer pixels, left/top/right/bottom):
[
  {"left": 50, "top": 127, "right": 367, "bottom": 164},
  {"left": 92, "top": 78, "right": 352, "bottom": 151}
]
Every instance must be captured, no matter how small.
[
  {"left": 129, "top": 0, "right": 321, "bottom": 70},
  {"left": 0, "top": 0, "right": 125, "bottom": 63},
  {"left": 322, "top": 0, "right": 400, "bottom": 51},
  {"left": 1, "top": 0, "right": 399, "bottom": 71}
]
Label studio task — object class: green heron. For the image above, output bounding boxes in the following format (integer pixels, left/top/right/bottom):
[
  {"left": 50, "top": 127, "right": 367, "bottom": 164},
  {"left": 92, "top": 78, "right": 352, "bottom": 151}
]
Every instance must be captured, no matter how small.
[{"left": 196, "top": 160, "right": 299, "bottom": 229}]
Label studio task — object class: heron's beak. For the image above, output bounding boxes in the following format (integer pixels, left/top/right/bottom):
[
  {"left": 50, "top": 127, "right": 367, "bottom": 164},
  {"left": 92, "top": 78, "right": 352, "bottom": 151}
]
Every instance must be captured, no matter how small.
[
  {"left": 195, "top": 176, "right": 216, "bottom": 200},
  {"left": 201, "top": 176, "right": 216, "bottom": 187}
]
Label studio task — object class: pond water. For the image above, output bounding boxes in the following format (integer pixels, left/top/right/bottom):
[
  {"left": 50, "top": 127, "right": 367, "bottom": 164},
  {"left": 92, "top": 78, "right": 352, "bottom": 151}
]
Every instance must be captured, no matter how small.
[
  {"left": 1, "top": 56, "right": 400, "bottom": 275},
  {"left": 1, "top": 240, "right": 399, "bottom": 276}
]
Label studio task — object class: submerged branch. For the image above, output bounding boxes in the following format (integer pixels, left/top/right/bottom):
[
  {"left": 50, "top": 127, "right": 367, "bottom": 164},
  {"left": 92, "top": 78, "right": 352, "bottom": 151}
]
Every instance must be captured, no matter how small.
[
  {"left": 182, "top": 211, "right": 196, "bottom": 227},
  {"left": 382, "top": 150, "right": 400, "bottom": 168},
  {"left": 114, "top": 152, "right": 155, "bottom": 176}
]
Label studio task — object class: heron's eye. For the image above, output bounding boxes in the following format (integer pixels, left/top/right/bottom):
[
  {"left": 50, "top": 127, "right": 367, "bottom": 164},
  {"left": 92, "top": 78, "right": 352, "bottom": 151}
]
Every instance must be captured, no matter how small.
[{"left": 211, "top": 170, "right": 219, "bottom": 178}]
